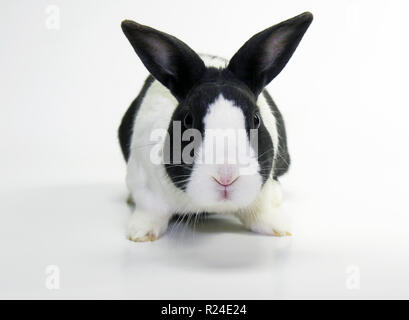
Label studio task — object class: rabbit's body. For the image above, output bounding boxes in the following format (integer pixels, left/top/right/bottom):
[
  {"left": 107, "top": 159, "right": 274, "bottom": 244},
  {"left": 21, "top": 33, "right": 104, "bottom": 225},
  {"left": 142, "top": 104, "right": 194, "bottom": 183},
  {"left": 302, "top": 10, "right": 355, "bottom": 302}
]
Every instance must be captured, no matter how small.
[{"left": 119, "top": 13, "right": 312, "bottom": 241}]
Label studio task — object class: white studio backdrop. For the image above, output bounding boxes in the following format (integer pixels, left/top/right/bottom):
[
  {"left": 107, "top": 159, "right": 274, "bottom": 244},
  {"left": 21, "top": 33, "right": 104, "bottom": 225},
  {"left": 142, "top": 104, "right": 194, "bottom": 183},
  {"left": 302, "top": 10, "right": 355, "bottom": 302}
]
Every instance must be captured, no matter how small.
[{"left": 0, "top": 0, "right": 409, "bottom": 299}]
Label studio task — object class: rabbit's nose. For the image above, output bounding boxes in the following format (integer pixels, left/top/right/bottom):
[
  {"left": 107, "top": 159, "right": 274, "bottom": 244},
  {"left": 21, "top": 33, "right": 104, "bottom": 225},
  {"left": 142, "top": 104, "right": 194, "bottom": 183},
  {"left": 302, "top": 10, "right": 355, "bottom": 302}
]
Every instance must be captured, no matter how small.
[{"left": 213, "top": 166, "right": 240, "bottom": 186}]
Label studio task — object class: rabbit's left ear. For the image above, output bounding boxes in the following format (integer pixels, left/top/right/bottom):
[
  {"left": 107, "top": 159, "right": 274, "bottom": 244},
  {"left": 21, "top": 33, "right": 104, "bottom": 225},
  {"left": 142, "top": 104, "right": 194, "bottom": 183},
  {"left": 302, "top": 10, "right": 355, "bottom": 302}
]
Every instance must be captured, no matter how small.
[{"left": 228, "top": 12, "right": 313, "bottom": 96}]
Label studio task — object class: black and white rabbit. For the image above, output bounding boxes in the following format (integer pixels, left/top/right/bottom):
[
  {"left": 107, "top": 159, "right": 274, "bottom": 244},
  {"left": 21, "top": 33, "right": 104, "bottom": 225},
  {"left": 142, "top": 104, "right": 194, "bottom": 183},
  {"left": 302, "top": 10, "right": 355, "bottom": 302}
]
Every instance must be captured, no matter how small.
[{"left": 119, "top": 12, "right": 313, "bottom": 241}]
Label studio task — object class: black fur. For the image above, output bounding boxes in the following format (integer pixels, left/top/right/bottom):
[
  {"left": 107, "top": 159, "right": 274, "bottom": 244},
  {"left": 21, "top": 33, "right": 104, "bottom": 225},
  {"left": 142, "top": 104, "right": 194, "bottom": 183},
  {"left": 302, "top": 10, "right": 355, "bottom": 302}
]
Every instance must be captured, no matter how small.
[
  {"left": 119, "top": 12, "right": 312, "bottom": 190},
  {"left": 228, "top": 12, "right": 313, "bottom": 96},
  {"left": 121, "top": 21, "right": 206, "bottom": 101}
]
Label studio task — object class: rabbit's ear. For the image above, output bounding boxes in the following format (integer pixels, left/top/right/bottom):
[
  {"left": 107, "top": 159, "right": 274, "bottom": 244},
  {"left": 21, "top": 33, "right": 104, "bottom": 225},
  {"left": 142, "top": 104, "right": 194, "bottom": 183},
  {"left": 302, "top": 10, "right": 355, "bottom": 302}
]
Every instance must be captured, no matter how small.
[
  {"left": 228, "top": 12, "right": 313, "bottom": 96},
  {"left": 121, "top": 21, "right": 206, "bottom": 100}
]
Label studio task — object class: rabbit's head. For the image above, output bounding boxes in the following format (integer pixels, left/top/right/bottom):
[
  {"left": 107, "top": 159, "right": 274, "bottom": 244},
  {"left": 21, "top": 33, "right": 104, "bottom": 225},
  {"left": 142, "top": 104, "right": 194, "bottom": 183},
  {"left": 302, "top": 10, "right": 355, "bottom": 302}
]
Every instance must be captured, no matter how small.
[{"left": 122, "top": 12, "right": 312, "bottom": 210}]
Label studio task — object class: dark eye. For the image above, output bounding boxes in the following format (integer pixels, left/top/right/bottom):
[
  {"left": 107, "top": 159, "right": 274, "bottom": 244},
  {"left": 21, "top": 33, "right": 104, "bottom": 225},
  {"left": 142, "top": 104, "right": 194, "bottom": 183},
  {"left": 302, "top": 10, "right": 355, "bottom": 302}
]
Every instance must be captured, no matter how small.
[
  {"left": 253, "top": 113, "right": 261, "bottom": 129},
  {"left": 183, "top": 111, "right": 194, "bottom": 129}
]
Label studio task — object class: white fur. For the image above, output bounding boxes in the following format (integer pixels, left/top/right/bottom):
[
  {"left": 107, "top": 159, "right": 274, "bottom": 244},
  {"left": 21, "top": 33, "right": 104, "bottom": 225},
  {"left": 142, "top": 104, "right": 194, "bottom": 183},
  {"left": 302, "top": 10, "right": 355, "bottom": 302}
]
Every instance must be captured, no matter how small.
[
  {"left": 200, "top": 54, "right": 228, "bottom": 68},
  {"left": 125, "top": 55, "right": 288, "bottom": 241},
  {"left": 186, "top": 95, "right": 261, "bottom": 211},
  {"left": 236, "top": 179, "right": 289, "bottom": 236},
  {"left": 257, "top": 94, "right": 279, "bottom": 175}
]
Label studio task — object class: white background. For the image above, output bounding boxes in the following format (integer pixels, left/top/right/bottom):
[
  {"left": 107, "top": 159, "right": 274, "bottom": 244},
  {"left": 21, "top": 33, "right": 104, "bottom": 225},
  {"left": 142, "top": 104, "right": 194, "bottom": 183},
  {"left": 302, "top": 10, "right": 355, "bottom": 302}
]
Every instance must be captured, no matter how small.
[{"left": 1, "top": 0, "right": 409, "bottom": 299}]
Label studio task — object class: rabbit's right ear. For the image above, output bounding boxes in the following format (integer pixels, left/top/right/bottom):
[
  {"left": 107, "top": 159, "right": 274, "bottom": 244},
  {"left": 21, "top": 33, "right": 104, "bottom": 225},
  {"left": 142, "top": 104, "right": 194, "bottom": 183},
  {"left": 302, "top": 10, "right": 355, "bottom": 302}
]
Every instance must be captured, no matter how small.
[{"left": 121, "top": 21, "right": 206, "bottom": 101}]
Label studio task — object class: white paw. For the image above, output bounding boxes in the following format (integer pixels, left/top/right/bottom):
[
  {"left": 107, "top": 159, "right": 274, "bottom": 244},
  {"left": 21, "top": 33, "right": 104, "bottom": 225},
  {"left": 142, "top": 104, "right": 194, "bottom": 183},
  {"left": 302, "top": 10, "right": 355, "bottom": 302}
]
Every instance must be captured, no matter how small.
[
  {"left": 127, "top": 210, "right": 169, "bottom": 242},
  {"left": 250, "top": 220, "right": 292, "bottom": 237},
  {"left": 240, "top": 209, "right": 291, "bottom": 237}
]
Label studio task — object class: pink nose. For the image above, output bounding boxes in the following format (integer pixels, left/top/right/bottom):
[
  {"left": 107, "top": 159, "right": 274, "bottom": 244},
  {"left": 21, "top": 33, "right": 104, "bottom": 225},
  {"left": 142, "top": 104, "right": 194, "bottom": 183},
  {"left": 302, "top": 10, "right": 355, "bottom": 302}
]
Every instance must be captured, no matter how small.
[{"left": 213, "top": 166, "right": 239, "bottom": 187}]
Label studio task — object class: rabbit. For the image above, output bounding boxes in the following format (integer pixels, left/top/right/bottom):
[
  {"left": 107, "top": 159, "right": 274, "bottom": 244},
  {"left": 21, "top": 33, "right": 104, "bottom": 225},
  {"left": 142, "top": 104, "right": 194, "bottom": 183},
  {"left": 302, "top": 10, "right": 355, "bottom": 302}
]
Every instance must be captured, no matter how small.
[{"left": 119, "top": 12, "right": 313, "bottom": 242}]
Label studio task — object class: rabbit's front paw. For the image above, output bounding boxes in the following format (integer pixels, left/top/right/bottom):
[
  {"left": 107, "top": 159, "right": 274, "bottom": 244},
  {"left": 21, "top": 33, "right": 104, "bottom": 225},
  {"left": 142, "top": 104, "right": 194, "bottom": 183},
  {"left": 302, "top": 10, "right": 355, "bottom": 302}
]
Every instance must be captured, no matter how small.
[
  {"left": 248, "top": 217, "right": 292, "bottom": 237},
  {"left": 127, "top": 210, "right": 169, "bottom": 242},
  {"left": 239, "top": 207, "right": 291, "bottom": 237}
]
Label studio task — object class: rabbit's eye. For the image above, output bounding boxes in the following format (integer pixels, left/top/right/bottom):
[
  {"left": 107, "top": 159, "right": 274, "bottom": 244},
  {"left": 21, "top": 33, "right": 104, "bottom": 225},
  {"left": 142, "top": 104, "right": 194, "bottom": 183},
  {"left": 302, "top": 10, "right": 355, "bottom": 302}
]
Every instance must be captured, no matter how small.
[
  {"left": 253, "top": 113, "right": 261, "bottom": 129},
  {"left": 183, "top": 111, "right": 194, "bottom": 129}
]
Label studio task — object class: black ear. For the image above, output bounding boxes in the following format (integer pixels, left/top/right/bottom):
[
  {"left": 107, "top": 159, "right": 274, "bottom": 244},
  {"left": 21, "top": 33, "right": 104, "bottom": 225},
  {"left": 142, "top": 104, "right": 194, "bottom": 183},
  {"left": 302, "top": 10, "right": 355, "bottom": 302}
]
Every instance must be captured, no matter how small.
[
  {"left": 121, "top": 21, "right": 206, "bottom": 100},
  {"left": 227, "top": 12, "right": 313, "bottom": 96}
]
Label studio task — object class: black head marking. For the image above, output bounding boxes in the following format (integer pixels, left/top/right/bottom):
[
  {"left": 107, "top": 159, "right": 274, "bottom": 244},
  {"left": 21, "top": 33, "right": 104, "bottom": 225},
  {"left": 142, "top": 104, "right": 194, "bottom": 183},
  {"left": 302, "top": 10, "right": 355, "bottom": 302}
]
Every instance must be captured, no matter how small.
[{"left": 164, "top": 68, "right": 274, "bottom": 189}]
